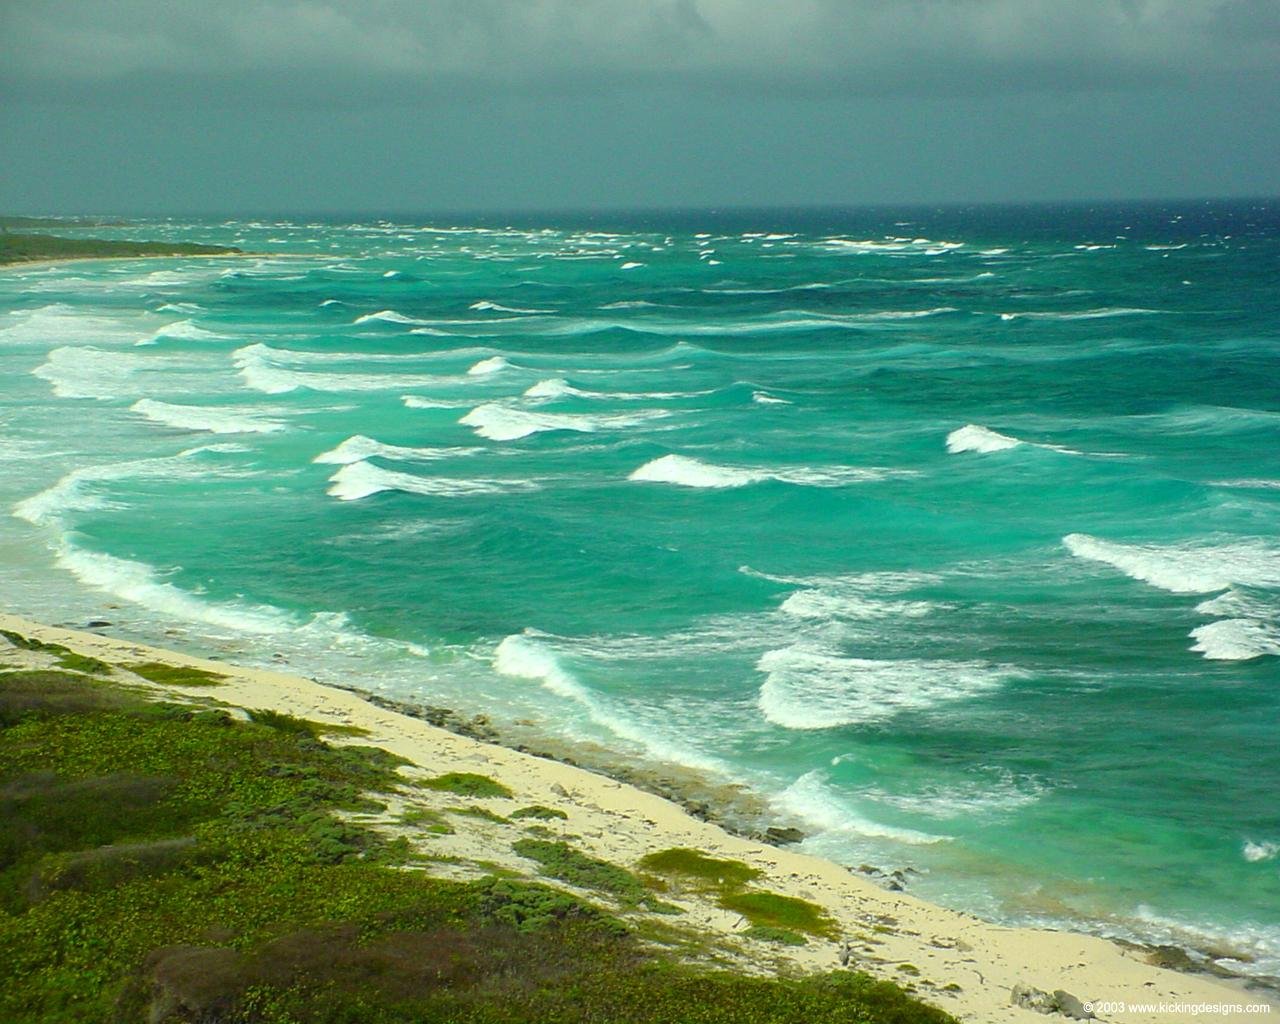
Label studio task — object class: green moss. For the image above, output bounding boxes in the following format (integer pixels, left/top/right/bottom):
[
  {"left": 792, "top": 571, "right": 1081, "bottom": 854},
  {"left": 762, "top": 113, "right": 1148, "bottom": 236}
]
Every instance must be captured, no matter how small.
[
  {"left": 420, "top": 772, "right": 513, "bottom": 799},
  {"left": 510, "top": 804, "right": 568, "bottom": 820},
  {"left": 743, "top": 925, "right": 808, "bottom": 946},
  {"left": 126, "top": 661, "right": 227, "bottom": 688},
  {"left": 718, "top": 891, "right": 839, "bottom": 940},
  {"left": 896, "top": 963, "right": 920, "bottom": 976},
  {"left": 639, "top": 847, "right": 762, "bottom": 890}
]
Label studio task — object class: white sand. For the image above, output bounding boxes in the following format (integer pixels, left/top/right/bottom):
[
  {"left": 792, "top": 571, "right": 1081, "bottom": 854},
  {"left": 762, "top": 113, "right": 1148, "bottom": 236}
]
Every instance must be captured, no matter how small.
[{"left": 1, "top": 612, "right": 1273, "bottom": 1023}]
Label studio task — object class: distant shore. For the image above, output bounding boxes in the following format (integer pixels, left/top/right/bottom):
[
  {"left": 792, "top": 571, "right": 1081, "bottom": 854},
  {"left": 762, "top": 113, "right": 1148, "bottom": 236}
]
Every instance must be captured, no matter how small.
[
  {"left": 2, "top": 611, "right": 1273, "bottom": 1024},
  {"left": 0, "top": 229, "right": 246, "bottom": 267}
]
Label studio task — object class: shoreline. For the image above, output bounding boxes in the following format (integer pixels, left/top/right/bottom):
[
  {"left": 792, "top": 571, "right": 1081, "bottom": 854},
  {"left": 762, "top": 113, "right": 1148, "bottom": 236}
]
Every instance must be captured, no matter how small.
[
  {"left": 0, "top": 251, "right": 296, "bottom": 271},
  {"left": 2, "top": 610, "right": 1274, "bottom": 1023}
]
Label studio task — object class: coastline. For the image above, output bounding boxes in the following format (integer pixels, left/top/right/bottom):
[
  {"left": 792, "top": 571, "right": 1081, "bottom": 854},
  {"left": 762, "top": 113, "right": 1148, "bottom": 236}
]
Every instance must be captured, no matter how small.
[
  {"left": 2, "top": 610, "right": 1273, "bottom": 1023},
  {"left": 0, "top": 251, "right": 289, "bottom": 271}
]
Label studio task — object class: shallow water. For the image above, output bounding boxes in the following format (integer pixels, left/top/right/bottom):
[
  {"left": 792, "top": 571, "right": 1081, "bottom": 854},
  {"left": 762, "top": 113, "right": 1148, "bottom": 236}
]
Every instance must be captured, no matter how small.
[{"left": 3, "top": 201, "right": 1278, "bottom": 971}]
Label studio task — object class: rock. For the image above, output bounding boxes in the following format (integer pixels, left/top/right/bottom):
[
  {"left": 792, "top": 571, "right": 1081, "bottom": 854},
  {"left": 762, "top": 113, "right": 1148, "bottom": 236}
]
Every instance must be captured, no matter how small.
[
  {"left": 1010, "top": 984, "right": 1096, "bottom": 1019},
  {"left": 764, "top": 826, "right": 805, "bottom": 845},
  {"left": 84, "top": 620, "right": 112, "bottom": 628},
  {"left": 1053, "top": 990, "right": 1097, "bottom": 1019},
  {"left": 1010, "top": 983, "right": 1057, "bottom": 1014}
]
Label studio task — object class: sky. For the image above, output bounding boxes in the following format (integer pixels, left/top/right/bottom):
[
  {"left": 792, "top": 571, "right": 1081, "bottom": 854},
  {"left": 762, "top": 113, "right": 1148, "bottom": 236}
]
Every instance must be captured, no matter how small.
[{"left": 2, "top": 0, "right": 1278, "bottom": 214}]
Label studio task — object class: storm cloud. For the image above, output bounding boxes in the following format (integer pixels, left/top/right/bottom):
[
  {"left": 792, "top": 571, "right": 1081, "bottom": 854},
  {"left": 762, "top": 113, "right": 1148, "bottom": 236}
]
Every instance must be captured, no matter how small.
[{"left": 1, "top": 1, "right": 1277, "bottom": 212}]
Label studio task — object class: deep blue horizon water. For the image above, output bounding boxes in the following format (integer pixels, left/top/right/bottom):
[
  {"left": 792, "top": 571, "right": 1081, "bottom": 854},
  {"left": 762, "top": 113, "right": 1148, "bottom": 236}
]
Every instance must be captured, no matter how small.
[{"left": 2, "top": 200, "right": 1278, "bottom": 973}]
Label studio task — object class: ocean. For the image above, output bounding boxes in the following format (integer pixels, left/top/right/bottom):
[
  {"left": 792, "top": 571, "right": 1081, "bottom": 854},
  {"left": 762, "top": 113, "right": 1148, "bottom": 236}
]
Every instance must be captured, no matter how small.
[{"left": 2, "top": 201, "right": 1277, "bottom": 974}]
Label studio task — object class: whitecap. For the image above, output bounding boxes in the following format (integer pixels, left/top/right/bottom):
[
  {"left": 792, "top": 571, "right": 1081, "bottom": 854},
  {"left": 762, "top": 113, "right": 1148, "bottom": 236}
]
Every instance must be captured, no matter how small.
[
  {"left": 628, "top": 454, "right": 908, "bottom": 489},
  {"left": 619, "top": 261, "right": 643, "bottom": 270},
  {"left": 467, "top": 356, "right": 510, "bottom": 375},
  {"left": 1063, "top": 534, "right": 1280, "bottom": 595},
  {"left": 130, "top": 399, "right": 285, "bottom": 434},
  {"left": 469, "top": 300, "right": 552, "bottom": 314},
  {"left": 752, "top": 391, "right": 791, "bottom": 406},
  {"left": 325, "top": 461, "right": 538, "bottom": 501},
  {"left": 774, "top": 770, "right": 950, "bottom": 845},
  {"left": 1244, "top": 840, "right": 1280, "bottom": 863},
  {"left": 757, "top": 642, "right": 1010, "bottom": 729},
  {"left": 1189, "top": 619, "right": 1280, "bottom": 661},
  {"left": 946, "top": 424, "right": 1022, "bottom": 454},
  {"left": 33, "top": 346, "right": 142, "bottom": 400},
  {"left": 353, "top": 309, "right": 427, "bottom": 326},
  {"left": 313, "top": 434, "right": 475, "bottom": 465},
  {"left": 137, "top": 319, "right": 227, "bottom": 346},
  {"left": 459, "top": 403, "right": 665, "bottom": 441}
]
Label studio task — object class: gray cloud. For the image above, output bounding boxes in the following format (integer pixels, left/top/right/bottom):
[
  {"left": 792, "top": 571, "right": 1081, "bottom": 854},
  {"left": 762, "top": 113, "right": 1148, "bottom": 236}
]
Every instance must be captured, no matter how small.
[{"left": 3, "top": 0, "right": 1278, "bottom": 100}]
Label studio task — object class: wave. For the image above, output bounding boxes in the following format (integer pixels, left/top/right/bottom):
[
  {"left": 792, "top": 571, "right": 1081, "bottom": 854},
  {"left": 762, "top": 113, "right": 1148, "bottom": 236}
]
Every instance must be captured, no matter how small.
[
  {"left": 353, "top": 309, "right": 429, "bottom": 326},
  {"left": 314, "top": 434, "right": 476, "bottom": 465},
  {"left": 325, "top": 461, "right": 539, "bottom": 501},
  {"left": 1209, "top": 478, "right": 1280, "bottom": 490},
  {"left": 232, "top": 343, "right": 467, "bottom": 395},
  {"left": 467, "top": 356, "right": 510, "bottom": 375},
  {"left": 756, "top": 641, "right": 1011, "bottom": 730},
  {"left": 773, "top": 771, "right": 950, "bottom": 846},
  {"left": 946, "top": 423, "right": 1084, "bottom": 456},
  {"left": 1244, "top": 840, "right": 1280, "bottom": 863},
  {"left": 752, "top": 391, "right": 791, "bottom": 406},
  {"left": 779, "top": 589, "right": 935, "bottom": 621},
  {"left": 459, "top": 403, "right": 666, "bottom": 441},
  {"left": 493, "top": 633, "right": 724, "bottom": 772},
  {"left": 402, "top": 395, "right": 478, "bottom": 410},
  {"left": 1189, "top": 619, "right": 1280, "bottom": 661},
  {"left": 130, "top": 398, "right": 286, "bottom": 434},
  {"left": 1063, "top": 534, "right": 1280, "bottom": 595},
  {"left": 821, "top": 237, "right": 962, "bottom": 255},
  {"left": 137, "top": 319, "right": 227, "bottom": 346},
  {"left": 741, "top": 565, "right": 942, "bottom": 593},
  {"left": 155, "top": 302, "right": 204, "bottom": 314},
  {"left": 33, "top": 346, "right": 141, "bottom": 400},
  {"left": 998, "top": 308, "right": 1162, "bottom": 322},
  {"left": 469, "top": 300, "right": 551, "bottom": 314},
  {"left": 628, "top": 454, "right": 909, "bottom": 489}
]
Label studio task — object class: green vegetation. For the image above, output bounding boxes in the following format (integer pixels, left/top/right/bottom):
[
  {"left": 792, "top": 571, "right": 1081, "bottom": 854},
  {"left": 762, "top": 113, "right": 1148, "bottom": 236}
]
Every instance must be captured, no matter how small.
[
  {"left": 897, "top": 964, "right": 921, "bottom": 977},
  {"left": 451, "top": 803, "right": 509, "bottom": 823},
  {"left": 399, "top": 807, "right": 454, "bottom": 835},
  {"left": 420, "top": 771, "right": 514, "bottom": 798},
  {"left": 125, "top": 661, "right": 226, "bottom": 688},
  {"left": 0, "top": 668, "right": 955, "bottom": 1024},
  {"left": 640, "top": 847, "right": 762, "bottom": 890},
  {"left": 744, "top": 925, "right": 809, "bottom": 946},
  {"left": 513, "top": 839, "right": 682, "bottom": 915},
  {"left": 1, "top": 631, "right": 110, "bottom": 676},
  {"left": 0, "top": 232, "right": 241, "bottom": 266},
  {"left": 511, "top": 803, "right": 569, "bottom": 820},
  {"left": 719, "top": 890, "right": 839, "bottom": 940}
]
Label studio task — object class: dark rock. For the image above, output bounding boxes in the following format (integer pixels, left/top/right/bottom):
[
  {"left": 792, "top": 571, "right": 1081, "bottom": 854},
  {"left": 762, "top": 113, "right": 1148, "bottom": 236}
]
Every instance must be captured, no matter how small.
[
  {"left": 1053, "top": 989, "right": 1097, "bottom": 1020},
  {"left": 84, "top": 620, "right": 112, "bottom": 628},
  {"left": 1011, "top": 983, "right": 1056, "bottom": 1014},
  {"left": 763, "top": 826, "right": 805, "bottom": 845}
]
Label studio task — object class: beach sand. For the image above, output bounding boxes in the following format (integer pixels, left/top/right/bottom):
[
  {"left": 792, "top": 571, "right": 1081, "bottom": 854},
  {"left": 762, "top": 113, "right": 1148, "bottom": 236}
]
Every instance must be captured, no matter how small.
[{"left": 2, "top": 610, "right": 1273, "bottom": 1023}]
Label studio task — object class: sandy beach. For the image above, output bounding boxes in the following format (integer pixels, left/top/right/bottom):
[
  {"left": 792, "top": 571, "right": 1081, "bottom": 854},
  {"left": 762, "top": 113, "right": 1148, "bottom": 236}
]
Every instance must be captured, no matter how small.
[{"left": 2, "top": 611, "right": 1272, "bottom": 1024}]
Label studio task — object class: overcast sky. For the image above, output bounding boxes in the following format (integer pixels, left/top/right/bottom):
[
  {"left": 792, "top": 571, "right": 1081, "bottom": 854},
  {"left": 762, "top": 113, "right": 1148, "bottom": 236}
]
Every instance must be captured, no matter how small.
[{"left": 2, "top": 1, "right": 1278, "bottom": 214}]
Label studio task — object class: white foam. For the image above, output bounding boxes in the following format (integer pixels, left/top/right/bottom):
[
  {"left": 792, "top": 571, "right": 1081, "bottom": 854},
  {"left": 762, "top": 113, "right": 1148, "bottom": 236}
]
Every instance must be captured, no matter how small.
[
  {"left": 1244, "top": 840, "right": 1280, "bottom": 863},
  {"left": 779, "top": 590, "right": 935, "bottom": 621},
  {"left": 130, "top": 399, "right": 286, "bottom": 434},
  {"left": 467, "top": 355, "right": 510, "bottom": 375},
  {"left": 459, "top": 403, "right": 664, "bottom": 441},
  {"left": 752, "top": 391, "right": 791, "bottom": 406},
  {"left": 1189, "top": 619, "right": 1280, "bottom": 661},
  {"left": 33, "top": 346, "right": 141, "bottom": 400},
  {"left": 1210, "top": 478, "right": 1280, "bottom": 490},
  {"left": 1063, "top": 534, "right": 1280, "bottom": 595},
  {"left": 137, "top": 319, "right": 226, "bottom": 345},
  {"left": 493, "top": 633, "right": 724, "bottom": 772},
  {"left": 628, "top": 454, "right": 908, "bottom": 489},
  {"left": 325, "top": 461, "right": 538, "bottom": 501},
  {"left": 469, "top": 300, "right": 551, "bottom": 314},
  {"left": 619, "top": 262, "right": 643, "bottom": 270},
  {"left": 774, "top": 771, "right": 949, "bottom": 846},
  {"left": 522, "top": 378, "right": 584, "bottom": 399},
  {"left": 946, "top": 424, "right": 1022, "bottom": 454},
  {"left": 402, "top": 395, "right": 476, "bottom": 410},
  {"left": 757, "top": 642, "right": 1009, "bottom": 729},
  {"left": 353, "top": 309, "right": 426, "bottom": 325},
  {"left": 313, "top": 434, "right": 474, "bottom": 465}
]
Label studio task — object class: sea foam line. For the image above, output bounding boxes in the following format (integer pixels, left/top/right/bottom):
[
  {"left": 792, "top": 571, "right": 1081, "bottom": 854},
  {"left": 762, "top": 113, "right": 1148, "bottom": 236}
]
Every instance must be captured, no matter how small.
[{"left": 628, "top": 454, "right": 911, "bottom": 489}]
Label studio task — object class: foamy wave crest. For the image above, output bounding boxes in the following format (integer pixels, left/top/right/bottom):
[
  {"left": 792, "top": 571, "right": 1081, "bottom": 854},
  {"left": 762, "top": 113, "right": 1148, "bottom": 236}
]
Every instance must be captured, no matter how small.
[
  {"left": 233, "top": 343, "right": 457, "bottom": 395},
  {"left": 774, "top": 771, "right": 950, "bottom": 846},
  {"left": 752, "top": 391, "right": 791, "bottom": 405},
  {"left": 402, "top": 395, "right": 476, "bottom": 410},
  {"left": 780, "top": 589, "right": 935, "bottom": 621},
  {"left": 493, "top": 633, "right": 724, "bottom": 772},
  {"left": 467, "top": 356, "right": 510, "bottom": 375},
  {"left": 1063, "top": 535, "right": 1280, "bottom": 595},
  {"left": 353, "top": 309, "right": 428, "bottom": 326},
  {"left": 757, "top": 642, "right": 1009, "bottom": 729},
  {"left": 130, "top": 399, "right": 285, "bottom": 434},
  {"left": 33, "top": 346, "right": 141, "bottom": 400},
  {"left": 326, "top": 461, "right": 539, "bottom": 501},
  {"left": 469, "top": 300, "right": 551, "bottom": 314},
  {"left": 137, "top": 319, "right": 227, "bottom": 346},
  {"left": 628, "top": 454, "right": 908, "bottom": 489},
  {"left": 1189, "top": 619, "right": 1280, "bottom": 661},
  {"left": 523, "top": 378, "right": 585, "bottom": 400},
  {"left": 998, "top": 307, "right": 1161, "bottom": 321},
  {"left": 741, "top": 565, "right": 942, "bottom": 593},
  {"left": 314, "top": 434, "right": 476, "bottom": 465},
  {"left": 460, "top": 403, "right": 665, "bottom": 441},
  {"left": 946, "top": 424, "right": 1022, "bottom": 454},
  {"left": 54, "top": 544, "right": 293, "bottom": 635}
]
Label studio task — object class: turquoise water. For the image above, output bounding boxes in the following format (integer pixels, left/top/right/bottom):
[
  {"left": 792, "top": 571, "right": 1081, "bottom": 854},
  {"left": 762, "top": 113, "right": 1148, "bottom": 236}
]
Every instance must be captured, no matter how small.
[{"left": 2, "top": 202, "right": 1278, "bottom": 971}]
